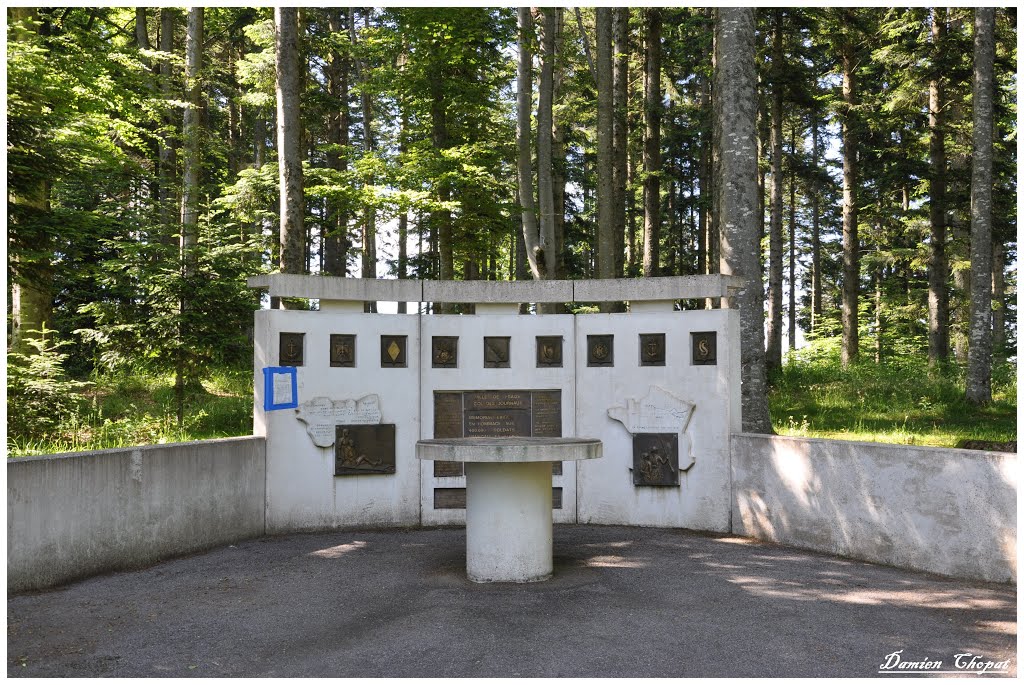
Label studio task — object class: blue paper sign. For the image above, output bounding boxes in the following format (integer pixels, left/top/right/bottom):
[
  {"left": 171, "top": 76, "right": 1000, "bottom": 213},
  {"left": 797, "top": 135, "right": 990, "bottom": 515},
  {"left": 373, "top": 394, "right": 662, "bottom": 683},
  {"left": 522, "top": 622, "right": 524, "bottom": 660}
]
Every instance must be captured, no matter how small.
[{"left": 263, "top": 366, "right": 298, "bottom": 411}]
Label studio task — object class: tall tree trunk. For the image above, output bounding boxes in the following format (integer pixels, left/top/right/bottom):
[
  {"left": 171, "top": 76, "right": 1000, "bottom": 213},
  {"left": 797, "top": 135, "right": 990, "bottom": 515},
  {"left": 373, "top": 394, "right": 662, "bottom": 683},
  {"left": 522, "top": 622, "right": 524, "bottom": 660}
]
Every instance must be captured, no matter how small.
[
  {"left": 874, "top": 258, "right": 884, "bottom": 364},
  {"left": 928, "top": 8, "right": 950, "bottom": 365},
  {"left": 612, "top": 7, "right": 629, "bottom": 280},
  {"left": 595, "top": 8, "right": 615, "bottom": 289},
  {"left": 840, "top": 12, "right": 859, "bottom": 367},
  {"left": 991, "top": 240, "right": 1005, "bottom": 358},
  {"left": 965, "top": 7, "right": 994, "bottom": 405},
  {"left": 275, "top": 7, "right": 304, "bottom": 293},
  {"left": 641, "top": 9, "right": 661, "bottom": 277},
  {"left": 181, "top": 7, "right": 203, "bottom": 277},
  {"left": 810, "top": 115, "right": 822, "bottom": 332},
  {"left": 551, "top": 10, "right": 567, "bottom": 285},
  {"left": 350, "top": 10, "right": 376, "bottom": 290},
  {"left": 715, "top": 8, "right": 772, "bottom": 434},
  {"left": 516, "top": 8, "right": 542, "bottom": 279},
  {"left": 765, "top": 9, "right": 784, "bottom": 371},
  {"left": 788, "top": 123, "right": 797, "bottom": 352},
  {"left": 536, "top": 7, "right": 558, "bottom": 283},
  {"left": 323, "top": 10, "right": 349, "bottom": 277},
  {"left": 158, "top": 9, "right": 177, "bottom": 243},
  {"left": 397, "top": 108, "right": 409, "bottom": 314}
]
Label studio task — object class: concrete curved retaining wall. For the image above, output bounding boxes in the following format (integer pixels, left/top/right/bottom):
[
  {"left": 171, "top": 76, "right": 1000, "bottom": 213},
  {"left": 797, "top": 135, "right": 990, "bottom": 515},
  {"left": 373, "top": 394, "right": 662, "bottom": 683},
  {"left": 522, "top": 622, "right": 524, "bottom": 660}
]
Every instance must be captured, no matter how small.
[
  {"left": 8, "top": 433, "right": 1016, "bottom": 592},
  {"left": 6, "top": 437, "right": 266, "bottom": 593},
  {"left": 731, "top": 434, "right": 1017, "bottom": 583}
]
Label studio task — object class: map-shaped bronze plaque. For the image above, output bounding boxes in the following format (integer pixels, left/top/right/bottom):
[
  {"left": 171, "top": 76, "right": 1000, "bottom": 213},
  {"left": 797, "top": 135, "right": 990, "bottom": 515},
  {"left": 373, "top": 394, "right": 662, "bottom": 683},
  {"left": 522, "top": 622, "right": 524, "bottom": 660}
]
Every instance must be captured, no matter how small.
[
  {"left": 483, "top": 337, "right": 511, "bottom": 368},
  {"left": 330, "top": 334, "right": 355, "bottom": 367},
  {"left": 536, "top": 336, "right": 563, "bottom": 367},
  {"left": 692, "top": 331, "right": 717, "bottom": 366},
  {"left": 380, "top": 335, "right": 407, "bottom": 368},
  {"left": 335, "top": 424, "right": 396, "bottom": 476},
  {"left": 632, "top": 433, "right": 679, "bottom": 486},
  {"left": 639, "top": 333, "right": 666, "bottom": 366},
  {"left": 432, "top": 336, "right": 458, "bottom": 368},
  {"left": 279, "top": 332, "right": 305, "bottom": 367},
  {"left": 587, "top": 335, "right": 614, "bottom": 367}
]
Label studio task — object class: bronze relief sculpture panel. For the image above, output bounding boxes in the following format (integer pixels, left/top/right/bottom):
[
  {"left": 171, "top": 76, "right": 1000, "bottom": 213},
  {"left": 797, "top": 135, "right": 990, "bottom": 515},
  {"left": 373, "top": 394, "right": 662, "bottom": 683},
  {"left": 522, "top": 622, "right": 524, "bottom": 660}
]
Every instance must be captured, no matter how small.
[
  {"left": 330, "top": 334, "right": 355, "bottom": 368},
  {"left": 279, "top": 332, "right": 305, "bottom": 367},
  {"left": 335, "top": 424, "right": 396, "bottom": 476},
  {"left": 483, "top": 336, "right": 511, "bottom": 368},
  {"left": 587, "top": 335, "right": 614, "bottom": 367},
  {"left": 380, "top": 335, "right": 407, "bottom": 368},
  {"left": 691, "top": 331, "right": 717, "bottom": 365},
  {"left": 432, "top": 336, "right": 458, "bottom": 368},
  {"left": 632, "top": 433, "right": 679, "bottom": 486},
  {"left": 639, "top": 333, "right": 666, "bottom": 366}
]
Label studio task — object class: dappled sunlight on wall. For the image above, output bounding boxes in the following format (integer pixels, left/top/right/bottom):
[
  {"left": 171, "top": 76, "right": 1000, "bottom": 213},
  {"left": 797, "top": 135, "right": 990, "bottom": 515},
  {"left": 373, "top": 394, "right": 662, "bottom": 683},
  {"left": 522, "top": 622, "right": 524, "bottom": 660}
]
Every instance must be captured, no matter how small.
[{"left": 731, "top": 434, "right": 1017, "bottom": 584}]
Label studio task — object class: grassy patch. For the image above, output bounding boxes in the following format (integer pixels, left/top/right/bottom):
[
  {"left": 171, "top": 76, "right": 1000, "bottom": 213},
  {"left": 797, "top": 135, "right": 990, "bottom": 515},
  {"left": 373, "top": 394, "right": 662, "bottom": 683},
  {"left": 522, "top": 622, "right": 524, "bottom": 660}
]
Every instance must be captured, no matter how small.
[
  {"left": 8, "top": 368, "right": 253, "bottom": 457},
  {"left": 770, "top": 351, "right": 1017, "bottom": 448}
]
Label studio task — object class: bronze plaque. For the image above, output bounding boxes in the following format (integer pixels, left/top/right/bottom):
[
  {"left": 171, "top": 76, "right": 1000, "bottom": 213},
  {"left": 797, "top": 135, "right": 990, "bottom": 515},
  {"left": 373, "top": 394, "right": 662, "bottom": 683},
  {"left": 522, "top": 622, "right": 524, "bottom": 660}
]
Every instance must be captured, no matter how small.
[
  {"left": 536, "top": 336, "right": 563, "bottom": 368},
  {"left": 552, "top": 462, "right": 562, "bottom": 476},
  {"left": 465, "top": 410, "right": 532, "bottom": 437},
  {"left": 434, "top": 392, "right": 464, "bottom": 438},
  {"left": 279, "top": 332, "right": 304, "bottom": 367},
  {"left": 532, "top": 390, "right": 562, "bottom": 437},
  {"left": 335, "top": 424, "right": 396, "bottom": 476},
  {"left": 433, "top": 461, "right": 464, "bottom": 478},
  {"left": 632, "top": 433, "right": 679, "bottom": 486},
  {"left": 465, "top": 390, "right": 530, "bottom": 411},
  {"left": 483, "top": 336, "right": 511, "bottom": 368},
  {"left": 432, "top": 390, "right": 562, "bottom": 441},
  {"left": 380, "top": 335, "right": 407, "bottom": 368},
  {"left": 432, "top": 336, "right": 458, "bottom": 368},
  {"left": 588, "top": 334, "right": 614, "bottom": 367},
  {"left": 692, "top": 331, "right": 717, "bottom": 366},
  {"left": 433, "top": 487, "right": 466, "bottom": 509},
  {"left": 330, "top": 334, "right": 355, "bottom": 367},
  {"left": 433, "top": 487, "right": 562, "bottom": 509},
  {"left": 640, "top": 333, "right": 666, "bottom": 366}
]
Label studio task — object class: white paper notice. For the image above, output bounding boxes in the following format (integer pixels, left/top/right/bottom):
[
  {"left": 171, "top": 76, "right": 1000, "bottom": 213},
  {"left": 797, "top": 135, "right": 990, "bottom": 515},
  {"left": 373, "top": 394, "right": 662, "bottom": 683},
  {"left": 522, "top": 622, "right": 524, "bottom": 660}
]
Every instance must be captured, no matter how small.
[{"left": 273, "top": 372, "right": 293, "bottom": 405}]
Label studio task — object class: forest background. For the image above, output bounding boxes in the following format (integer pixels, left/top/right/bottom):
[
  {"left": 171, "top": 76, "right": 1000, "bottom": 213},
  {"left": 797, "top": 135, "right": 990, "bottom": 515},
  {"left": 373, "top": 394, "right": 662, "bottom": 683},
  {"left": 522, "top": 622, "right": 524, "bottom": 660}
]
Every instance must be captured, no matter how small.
[{"left": 5, "top": 7, "right": 1017, "bottom": 455}]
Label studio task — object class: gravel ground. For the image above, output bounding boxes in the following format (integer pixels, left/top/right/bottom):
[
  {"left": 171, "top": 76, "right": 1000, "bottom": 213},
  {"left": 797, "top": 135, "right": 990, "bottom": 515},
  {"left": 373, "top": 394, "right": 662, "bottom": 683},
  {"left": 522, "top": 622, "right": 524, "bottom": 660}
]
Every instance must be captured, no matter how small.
[{"left": 7, "top": 525, "right": 1016, "bottom": 678}]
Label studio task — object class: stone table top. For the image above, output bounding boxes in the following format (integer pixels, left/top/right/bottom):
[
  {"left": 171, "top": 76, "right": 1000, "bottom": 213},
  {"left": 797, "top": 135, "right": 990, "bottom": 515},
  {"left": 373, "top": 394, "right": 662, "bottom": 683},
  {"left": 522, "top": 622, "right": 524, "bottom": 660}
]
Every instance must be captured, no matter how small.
[{"left": 416, "top": 437, "right": 602, "bottom": 463}]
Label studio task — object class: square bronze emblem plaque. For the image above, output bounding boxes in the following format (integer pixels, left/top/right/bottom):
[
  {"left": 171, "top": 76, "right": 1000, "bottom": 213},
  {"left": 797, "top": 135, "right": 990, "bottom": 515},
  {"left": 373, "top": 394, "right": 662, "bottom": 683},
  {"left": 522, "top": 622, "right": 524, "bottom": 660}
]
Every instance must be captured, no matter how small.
[
  {"left": 483, "top": 336, "right": 511, "bottom": 368},
  {"left": 279, "top": 332, "right": 305, "bottom": 367},
  {"left": 632, "top": 433, "right": 679, "bottom": 486},
  {"left": 639, "top": 333, "right": 666, "bottom": 366},
  {"left": 536, "top": 336, "right": 563, "bottom": 368},
  {"left": 692, "top": 331, "right": 717, "bottom": 365},
  {"left": 587, "top": 335, "right": 614, "bottom": 367},
  {"left": 335, "top": 424, "right": 396, "bottom": 476},
  {"left": 380, "top": 335, "right": 407, "bottom": 368},
  {"left": 330, "top": 334, "right": 355, "bottom": 367},
  {"left": 432, "top": 336, "right": 458, "bottom": 368}
]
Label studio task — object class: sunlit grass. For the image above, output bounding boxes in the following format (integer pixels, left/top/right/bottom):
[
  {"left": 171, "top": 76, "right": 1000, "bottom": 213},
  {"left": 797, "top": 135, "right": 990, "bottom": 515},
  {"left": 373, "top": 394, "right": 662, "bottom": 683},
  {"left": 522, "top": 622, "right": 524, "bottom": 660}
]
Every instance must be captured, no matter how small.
[{"left": 770, "top": 347, "right": 1017, "bottom": 449}]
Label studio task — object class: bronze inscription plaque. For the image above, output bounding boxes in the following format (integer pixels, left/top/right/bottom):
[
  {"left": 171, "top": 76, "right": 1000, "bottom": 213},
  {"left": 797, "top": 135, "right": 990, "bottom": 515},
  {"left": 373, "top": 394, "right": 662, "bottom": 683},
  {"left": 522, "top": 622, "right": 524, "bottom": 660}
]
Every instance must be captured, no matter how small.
[
  {"left": 432, "top": 390, "right": 562, "bottom": 440},
  {"left": 433, "top": 487, "right": 563, "bottom": 510},
  {"left": 335, "top": 424, "right": 396, "bottom": 476},
  {"left": 632, "top": 433, "right": 679, "bottom": 486}
]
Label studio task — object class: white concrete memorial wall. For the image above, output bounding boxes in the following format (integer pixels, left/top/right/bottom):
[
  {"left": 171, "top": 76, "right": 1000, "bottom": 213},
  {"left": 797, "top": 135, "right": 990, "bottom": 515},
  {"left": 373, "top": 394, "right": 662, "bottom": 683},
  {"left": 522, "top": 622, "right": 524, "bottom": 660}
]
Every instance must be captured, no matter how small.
[{"left": 251, "top": 276, "right": 740, "bottom": 532}]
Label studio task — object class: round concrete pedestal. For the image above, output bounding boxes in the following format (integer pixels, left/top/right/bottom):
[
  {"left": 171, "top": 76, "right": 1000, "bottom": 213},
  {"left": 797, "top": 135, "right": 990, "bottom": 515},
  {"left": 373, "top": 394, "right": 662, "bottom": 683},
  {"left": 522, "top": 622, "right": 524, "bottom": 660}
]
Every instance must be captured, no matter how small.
[
  {"left": 465, "top": 461, "right": 553, "bottom": 582},
  {"left": 416, "top": 437, "right": 602, "bottom": 583}
]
